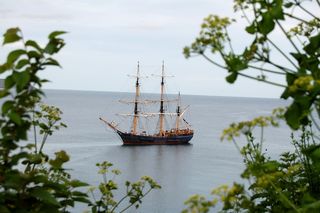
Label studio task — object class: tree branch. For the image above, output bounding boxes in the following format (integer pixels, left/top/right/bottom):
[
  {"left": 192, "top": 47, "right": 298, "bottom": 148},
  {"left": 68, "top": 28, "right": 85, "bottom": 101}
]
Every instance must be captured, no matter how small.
[{"left": 225, "top": 28, "right": 235, "bottom": 54}]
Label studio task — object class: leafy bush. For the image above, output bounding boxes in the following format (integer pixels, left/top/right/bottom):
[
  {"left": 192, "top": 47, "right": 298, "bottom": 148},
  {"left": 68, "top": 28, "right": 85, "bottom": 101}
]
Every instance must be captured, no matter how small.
[{"left": 183, "top": 116, "right": 320, "bottom": 212}]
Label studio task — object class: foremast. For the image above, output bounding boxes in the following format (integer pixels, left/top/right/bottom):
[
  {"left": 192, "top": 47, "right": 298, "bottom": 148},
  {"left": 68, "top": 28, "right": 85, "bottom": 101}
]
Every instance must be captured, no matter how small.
[
  {"left": 158, "top": 61, "right": 166, "bottom": 136},
  {"left": 132, "top": 62, "right": 140, "bottom": 135}
]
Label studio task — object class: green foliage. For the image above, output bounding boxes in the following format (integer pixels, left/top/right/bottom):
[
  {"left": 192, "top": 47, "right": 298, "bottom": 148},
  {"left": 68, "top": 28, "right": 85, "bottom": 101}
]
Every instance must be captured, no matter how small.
[
  {"left": 88, "top": 161, "right": 161, "bottom": 213},
  {"left": 0, "top": 27, "right": 82, "bottom": 212},
  {"left": 184, "top": 0, "right": 320, "bottom": 130},
  {"left": 0, "top": 28, "right": 160, "bottom": 212},
  {"left": 183, "top": 1, "right": 320, "bottom": 209},
  {"left": 183, "top": 120, "right": 320, "bottom": 212}
]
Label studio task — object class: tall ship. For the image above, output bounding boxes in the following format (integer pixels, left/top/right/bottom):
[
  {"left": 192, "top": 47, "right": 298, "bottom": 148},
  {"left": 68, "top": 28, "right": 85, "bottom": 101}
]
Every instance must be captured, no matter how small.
[{"left": 100, "top": 62, "right": 194, "bottom": 145}]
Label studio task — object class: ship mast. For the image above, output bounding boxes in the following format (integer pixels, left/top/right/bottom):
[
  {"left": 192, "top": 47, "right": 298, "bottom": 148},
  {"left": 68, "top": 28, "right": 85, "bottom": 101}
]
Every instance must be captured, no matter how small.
[
  {"left": 159, "top": 61, "right": 165, "bottom": 136},
  {"left": 175, "top": 92, "right": 181, "bottom": 132},
  {"left": 132, "top": 62, "right": 140, "bottom": 135}
]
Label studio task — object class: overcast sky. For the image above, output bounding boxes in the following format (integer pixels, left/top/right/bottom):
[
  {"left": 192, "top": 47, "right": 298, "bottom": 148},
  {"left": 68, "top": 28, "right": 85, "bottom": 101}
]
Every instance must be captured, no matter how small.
[{"left": 0, "top": 0, "right": 301, "bottom": 98}]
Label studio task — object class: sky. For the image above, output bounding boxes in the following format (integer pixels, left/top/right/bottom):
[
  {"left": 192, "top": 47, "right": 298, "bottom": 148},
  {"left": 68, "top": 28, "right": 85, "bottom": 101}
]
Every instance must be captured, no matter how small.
[{"left": 0, "top": 0, "right": 305, "bottom": 98}]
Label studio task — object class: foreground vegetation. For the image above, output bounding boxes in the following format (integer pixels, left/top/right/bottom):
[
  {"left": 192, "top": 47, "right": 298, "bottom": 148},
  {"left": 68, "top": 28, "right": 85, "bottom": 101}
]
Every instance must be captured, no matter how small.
[
  {"left": 183, "top": 0, "right": 320, "bottom": 212},
  {"left": 0, "top": 28, "right": 160, "bottom": 213}
]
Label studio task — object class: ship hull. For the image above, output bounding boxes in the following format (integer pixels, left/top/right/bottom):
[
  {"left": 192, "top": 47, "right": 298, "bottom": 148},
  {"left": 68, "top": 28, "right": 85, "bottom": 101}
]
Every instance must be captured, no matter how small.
[{"left": 117, "top": 131, "right": 193, "bottom": 145}]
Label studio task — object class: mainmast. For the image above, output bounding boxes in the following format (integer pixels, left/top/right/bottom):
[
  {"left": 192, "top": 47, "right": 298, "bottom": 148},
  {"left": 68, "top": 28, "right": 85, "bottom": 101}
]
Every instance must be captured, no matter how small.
[
  {"left": 175, "top": 92, "right": 181, "bottom": 132},
  {"left": 159, "top": 61, "right": 165, "bottom": 136},
  {"left": 132, "top": 62, "right": 140, "bottom": 135}
]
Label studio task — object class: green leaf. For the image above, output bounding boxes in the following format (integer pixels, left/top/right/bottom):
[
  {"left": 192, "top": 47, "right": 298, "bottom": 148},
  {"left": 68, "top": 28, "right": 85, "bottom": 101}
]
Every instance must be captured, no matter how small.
[
  {"left": 7, "top": 49, "right": 26, "bottom": 64},
  {"left": 30, "top": 188, "right": 61, "bottom": 206},
  {"left": 258, "top": 13, "right": 275, "bottom": 35},
  {"left": 16, "top": 59, "right": 29, "bottom": 69},
  {"left": 8, "top": 112, "right": 22, "bottom": 125},
  {"left": 43, "top": 58, "right": 61, "bottom": 67},
  {"left": 28, "top": 154, "right": 43, "bottom": 164},
  {"left": 304, "top": 33, "right": 320, "bottom": 55},
  {"left": 285, "top": 102, "right": 301, "bottom": 129},
  {"left": 262, "top": 161, "right": 279, "bottom": 172},
  {"left": 56, "top": 150, "right": 69, "bottom": 162},
  {"left": 285, "top": 98, "right": 311, "bottom": 129},
  {"left": 270, "top": 0, "right": 284, "bottom": 20},
  {"left": 226, "top": 72, "right": 238, "bottom": 83},
  {"left": 284, "top": 2, "right": 293, "bottom": 8},
  {"left": 4, "top": 75, "right": 15, "bottom": 89},
  {"left": 25, "top": 40, "right": 42, "bottom": 51},
  {"left": 280, "top": 88, "right": 290, "bottom": 99},
  {"left": 72, "top": 196, "right": 91, "bottom": 204},
  {"left": 4, "top": 170, "right": 27, "bottom": 189},
  {"left": 44, "top": 40, "right": 64, "bottom": 55},
  {"left": 49, "top": 150, "right": 70, "bottom": 169},
  {"left": 32, "top": 175, "right": 49, "bottom": 184},
  {"left": 285, "top": 72, "right": 297, "bottom": 85},
  {"left": 11, "top": 152, "right": 29, "bottom": 165},
  {"left": 48, "top": 31, "right": 67, "bottom": 39},
  {"left": 13, "top": 71, "right": 30, "bottom": 89},
  {"left": 2, "top": 100, "right": 14, "bottom": 114},
  {"left": 225, "top": 54, "right": 248, "bottom": 73},
  {"left": 245, "top": 24, "right": 256, "bottom": 34},
  {"left": 60, "top": 199, "right": 75, "bottom": 208},
  {"left": 3, "top": 28, "right": 21, "bottom": 45},
  {"left": 27, "top": 50, "right": 41, "bottom": 59},
  {"left": 0, "top": 90, "right": 10, "bottom": 98},
  {"left": 39, "top": 123, "right": 49, "bottom": 130},
  {"left": 69, "top": 180, "right": 89, "bottom": 188},
  {"left": 0, "top": 63, "right": 10, "bottom": 74}
]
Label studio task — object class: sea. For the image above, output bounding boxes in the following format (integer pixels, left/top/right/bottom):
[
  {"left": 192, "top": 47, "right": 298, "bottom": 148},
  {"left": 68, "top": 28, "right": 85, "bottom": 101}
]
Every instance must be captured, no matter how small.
[{"left": 39, "top": 89, "right": 292, "bottom": 212}]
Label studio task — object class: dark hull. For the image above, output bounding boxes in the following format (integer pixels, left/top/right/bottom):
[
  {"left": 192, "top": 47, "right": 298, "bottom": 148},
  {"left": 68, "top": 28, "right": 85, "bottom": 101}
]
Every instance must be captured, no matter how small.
[{"left": 117, "top": 131, "right": 193, "bottom": 145}]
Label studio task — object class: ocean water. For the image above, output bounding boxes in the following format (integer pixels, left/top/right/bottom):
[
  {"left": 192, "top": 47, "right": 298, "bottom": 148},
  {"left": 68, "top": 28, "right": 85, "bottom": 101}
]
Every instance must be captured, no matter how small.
[{"left": 40, "top": 90, "right": 292, "bottom": 212}]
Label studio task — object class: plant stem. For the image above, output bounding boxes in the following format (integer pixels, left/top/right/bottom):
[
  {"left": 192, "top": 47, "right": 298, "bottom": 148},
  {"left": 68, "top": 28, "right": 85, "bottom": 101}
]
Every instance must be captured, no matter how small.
[
  {"left": 264, "top": 59, "right": 296, "bottom": 74},
  {"left": 38, "top": 133, "right": 49, "bottom": 154},
  {"left": 119, "top": 188, "right": 153, "bottom": 213},
  {"left": 225, "top": 28, "right": 235, "bottom": 54},
  {"left": 297, "top": 4, "right": 320, "bottom": 21},
  {"left": 260, "top": 126, "right": 264, "bottom": 153},
  {"left": 238, "top": 72, "right": 286, "bottom": 88},
  {"left": 275, "top": 20, "right": 301, "bottom": 53},
  {"left": 32, "top": 111, "right": 38, "bottom": 153},
  {"left": 201, "top": 53, "right": 227, "bottom": 69},
  {"left": 240, "top": 6, "right": 251, "bottom": 24},
  {"left": 110, "top": 190, "right": 132, "bottom": 212},
  {"left": 248, "top": 65, "right": 286, "bottom": 75},
  {"left": 310, "top": 113, "right": 320, "bottom": 131},
  {"left": 267, "top": 38, "right": 299, "bottom": 70},
  {"left": 284, "top": 13, "right": 310, "bottom": 24},
  {"left": 231, "top": 137, "right": 242, "bottom": 154}
]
